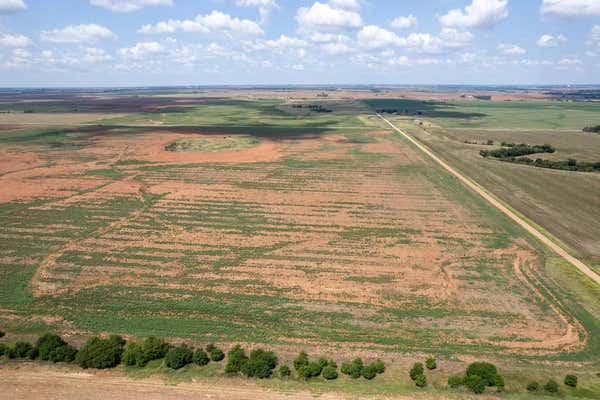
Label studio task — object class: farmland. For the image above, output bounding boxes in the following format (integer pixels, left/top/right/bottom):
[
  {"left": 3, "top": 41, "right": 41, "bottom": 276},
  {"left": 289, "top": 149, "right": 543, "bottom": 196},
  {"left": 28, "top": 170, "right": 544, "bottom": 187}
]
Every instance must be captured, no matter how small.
[{"left": 1, "top": 92, "right": 600, "bottom": 398}]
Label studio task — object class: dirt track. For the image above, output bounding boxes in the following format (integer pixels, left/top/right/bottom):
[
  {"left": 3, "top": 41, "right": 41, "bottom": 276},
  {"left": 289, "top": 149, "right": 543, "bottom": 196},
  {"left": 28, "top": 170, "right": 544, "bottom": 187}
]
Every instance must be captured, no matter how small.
[
  {"left": 0, "top": 364, "right": 421, "bottom": 400},
  {"left": 377, "top": 114, "right": 600, "bottom": 286}
]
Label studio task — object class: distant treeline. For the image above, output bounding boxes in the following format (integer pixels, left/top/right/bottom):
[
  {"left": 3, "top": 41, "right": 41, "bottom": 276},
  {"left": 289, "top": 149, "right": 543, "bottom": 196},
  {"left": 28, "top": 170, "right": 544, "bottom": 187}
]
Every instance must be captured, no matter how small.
[
  {"left": 480, "top": 143, "right": 600, "bottom": 173},
  {"left": 377, "top": 109, "right": 424, "bottom": 115},
  {"left": 291, "top": 104, "right": 332, "bottom": 113},
  {"left": 583, "top": 125, "right": 600, "bottom": 133}
]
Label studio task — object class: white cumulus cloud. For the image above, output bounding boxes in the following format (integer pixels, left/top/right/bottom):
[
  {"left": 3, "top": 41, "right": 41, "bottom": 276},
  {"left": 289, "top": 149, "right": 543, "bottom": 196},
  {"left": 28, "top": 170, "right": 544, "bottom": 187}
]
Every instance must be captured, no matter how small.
[
  {"left": 541, "top": 0, "right": 600, "bottom": 18},
  {"left": 327, "top": 0, "right": 360, "bottom": 11},
  {"left": 119, "top": 41, "right": 165, "bottom": 59},
  {"left": 139, "top": 11, "right": 263, "bottom": 36},
  {"left": 296, "top": 2, "right": 363, "bottom": 33},
  {"left": 41, "top": 24, "right": 117, "bottom": 43},
  {"left": 90, "top": 0, "right": 173, "bottom": 13},
  {"left": 390, "top": 15, "right": 417, "bottom": 30},
  {"left": 357, "top": 25, "right": 405, "bottom": 49},
  {"left": 440, "top": 0, "right": 508, "bottom": 29},
  {"left": 0, "top": 0, "right": 26, "bottom": 13},
  {"left": 498, "top": 43, "right": 526, "bottom": 55},
  {"left": 236, "top": 0, "right": 278, "bottom": 24},
  {"left": 537, "top": 34, "right": 567, "bottom": 47},
  {"left": 0, "top": 33, "right": 32, "bottom": 47}
]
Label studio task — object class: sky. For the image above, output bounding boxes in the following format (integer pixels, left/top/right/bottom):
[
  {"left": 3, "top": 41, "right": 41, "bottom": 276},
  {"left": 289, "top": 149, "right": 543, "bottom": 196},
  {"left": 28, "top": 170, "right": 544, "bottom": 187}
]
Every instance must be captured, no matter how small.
[{"left": 0, "top": 0, "right": 599, "bottom": 87}]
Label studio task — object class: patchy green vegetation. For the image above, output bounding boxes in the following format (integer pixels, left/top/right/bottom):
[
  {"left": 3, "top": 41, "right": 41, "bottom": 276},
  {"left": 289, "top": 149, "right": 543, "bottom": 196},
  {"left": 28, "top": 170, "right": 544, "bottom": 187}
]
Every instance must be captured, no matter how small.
[{"left": 165, "top": 136, "right": 260, "bottom": 152}]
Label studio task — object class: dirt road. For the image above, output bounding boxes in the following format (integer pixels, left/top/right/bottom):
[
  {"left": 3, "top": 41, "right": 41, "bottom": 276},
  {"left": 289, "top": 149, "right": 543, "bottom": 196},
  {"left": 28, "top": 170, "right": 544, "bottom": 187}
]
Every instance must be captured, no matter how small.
[
  {"left": 0, "top": 364, "right": 419, "bottom": 400},
  {"left": 377, "top": 114, "right": 600, "bottom": 286}
]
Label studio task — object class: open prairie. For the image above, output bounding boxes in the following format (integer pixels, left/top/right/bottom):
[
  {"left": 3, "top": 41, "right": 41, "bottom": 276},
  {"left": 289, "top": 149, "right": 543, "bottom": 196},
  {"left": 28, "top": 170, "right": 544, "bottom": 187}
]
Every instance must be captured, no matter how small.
[{"left": 1, "top": 92, "right": 600, "bottom": 398}]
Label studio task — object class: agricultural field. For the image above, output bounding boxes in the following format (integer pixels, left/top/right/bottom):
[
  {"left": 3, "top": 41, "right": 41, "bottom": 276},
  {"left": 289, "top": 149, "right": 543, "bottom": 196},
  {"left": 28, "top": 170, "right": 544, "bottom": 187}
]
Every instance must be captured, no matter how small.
[{"left": 1, "top": 92, "right": 600, "bottom": 398}]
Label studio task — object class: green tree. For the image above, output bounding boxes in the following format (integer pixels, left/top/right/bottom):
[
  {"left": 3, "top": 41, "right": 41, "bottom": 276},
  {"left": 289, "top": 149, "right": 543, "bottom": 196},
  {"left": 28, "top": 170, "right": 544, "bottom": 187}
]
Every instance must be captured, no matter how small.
[
  {"left": 193, "top": 348, "right": 209, "bottom": 366},
  {"left": 464, "top": 374, "right": 486, "bottom": 394},
  {"left": 48, "top": 344, "right": 77, "bottom": 363},
  {"left": 298, "top": 362, "right": 322, "bottom": 379},
  {"left": 0, "top": 343, "right": 7, "bottom": 356},
  {"left": 241, "top": 349, "right": 278, "bottom": 379},
  {"left": 140, "top": 337, "right": 169, "bottom": 366},
  {"left": 35, "top": 333, "right": 76, "bottom": 362},
  {"left": 209, "top": 347, "right": 224, "bottom": 362},
  {"left": 122, "top": 342, "right": 144, "bottom": 367},
  {"left": 466, "top": 362, "right": 498, "bottom": 386},
  {"left": 165, "top": 345, "right": 194, "bottom": 370},
  {"left": 409, "top": 362, "right": 424, "bottom": 381},
  {"left": 75, "top": 337, "right": 123, "bottom": 369},
  {"left": 526, "top": 381, "right": 540, "bottom": 392},
  {"left": 426, "top": 357, "right": 437, "bottom": 370},
  {"left": 224, "top": 345, "right": 248, "bottom": 374},
  {"left": 322, "top": 365, "right": 338, "bottom": 380},
  {"left": 415, "top": 374, "right": 427, "bottom": 388},
  {"left": 564, "top": 375, "right": 578, "bottom": 388},
  {"left": 341, "top": 359, "right": 363, "bottom": 379},
  {"left": 362, "top": 364, "right": 377, "bottom": 380},
  {"left": 8, "top": 341, "right": 33, "bottom": 359},
  {"left": 371, "top": 359, "right": 385, "bottom": 374},
  {"left": 293, "top": 351, "right": 309, "bottom": 371},
  {"left": 544, "top": 379, "right": 559, "bottom": 393}
]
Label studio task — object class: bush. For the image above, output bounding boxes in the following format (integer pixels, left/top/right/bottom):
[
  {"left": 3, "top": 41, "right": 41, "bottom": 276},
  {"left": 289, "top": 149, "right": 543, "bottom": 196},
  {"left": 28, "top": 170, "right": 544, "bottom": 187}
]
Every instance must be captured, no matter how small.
[
  {"left": 341, "top": 358, "right": 363, "bottom": 379},
  {"left": 448, "top": 375, "right": 463, "bottom": 388},
  {"left": 279, "top": 365, "right": 291, "bottom": 378},
  {"left": 224, "top": 345, "right": 248, "bottom": 374},
  {"left": 8, "top": 341, "right": 33, "bottom": 359},
  {"left": 564, "top": 374, "right": 578, "bottom": 388},
  {"left": 122, "top": 342, "right": 144, "bottom": 367},
  {"left": 165, "top": 345, "right": 194, "bottom": 370},
  {"left": 293, "top": 351, "right": 309, "bottom": 371},
  {"left": 410, "top": 362, "right": 424, "bottom": 381},
  {"left": 464, "top": 374, "right": 486, "bottom": 394},
  {"left": 466, "top": 362, "right": 498, "bottom": 386},
  {"left": 493, "top": 374, "right": 505, "bottom": 392},
  {"left": 362, "top": 364, "right": 377, "bottom": 380},
  {"left": 415, "top": 374, "right": 427, "bottom": 388},
  {"left": 108, "top": 335, "right": 126, "bottom": 348},
  {"left": 141, "top": 337, "right": 169, "bottom": 365},
  {"left": 75, "top": 337, "right": 123, "bottom": 369},
  {"left": 49, "top": 344, "right": 77, "bottom": 363},
  {"left": 371, "top": 359, "right": 385, "bottom": 374},
  {"left": 0, "top": 343, "right": 7, "bottom": 357},
  {"left": 35, "top": 333, "right": 76, "bottom": 363},
  {"left": 241, "top": 349, "right": 278, "bottom": 379},
  {"left": 426, "top": 357, "right": 437, "bottom": 370},
  {"left": 209, "top": 347, "right": 224, "bottom": 362},
  {"left": 545, "top": 379, "right": 559, "bottom": 393},
  {"left": 298, "top": 362, "right": 322, "bottom": 379},
  {"left": 322, "top": 365, "right": 338, "bottom": 380},
  {"left": 193, "top": 348, "right": 209, "bottom": 366},
  {"left": 527, "top": 381, "right": 540, "bottom": 392}
]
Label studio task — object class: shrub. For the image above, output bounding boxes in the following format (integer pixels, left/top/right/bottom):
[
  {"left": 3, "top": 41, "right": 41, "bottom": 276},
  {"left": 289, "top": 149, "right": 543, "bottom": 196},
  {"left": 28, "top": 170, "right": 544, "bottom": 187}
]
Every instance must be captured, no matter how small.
[
  {"left": 371, "top": 359, "right": 385, "bottom": 374},
  {"left": 165, "top": 345, "right": 194, "bottom": 370},
  {"left": 108, "top": 335, "right": 126, "bottom": 348},
  {"left": 527, "top": 381, "right": 540, "bottom": 392},
  {"left": 35, "top": 333, "right": 76, "bottom": 362},
  {"left": 409, "top": 362, "right": 424, "bottom": 381},
  {"left": 448, "top": 375, "right": 463, "bottom": 388},
  {"left": 426, "top": 357, "right": 437, "bottom": 370},
  {"left": 8, "top": 341, "right": 33, "bottom": 359},
  {"left": 293, "top": 351, "right": 309, "bottom": 371},
  {"left": 298, "top": 362, "right": 322, "bottom": 379},
  {"left": 75, "top": 337, "right": 123, "bottom": 369},
  {"left": 362, "top": 364, "right": 377, "bottom": 380},
  {"left": 48, "top": 344, "right": 77, "bottom": 363},
  {"left": 415, "top": 374, "right": 427, "bottom": 388},
  {"left": 341, "top": 358, "right": 363, "bottom": 379},
  {"left": 141, "top": 337, "right": 169, "bottom": 365},
  {"left": 466, "top": 362, "right": 498, "bottom": 386},
  {"left": 493, "top": 374, "right": 505, "bottom": 392},
  {"left": 241, "top": 349, "right": 278, "bottom": 379},
  {"left": 224, "top": 345, "right": 248, "bottom": 374},
  {"left": 210, "top": 347, "right": 225, "bottom": 362},
  {"left": 279, "top": 365, "right": 291, "bottom": 379},
  {"left": 322, "top": 365, "right": 338, "bottom": 380},
  {"left": 0, "top": 343, "right": 7, "bottom": 356},
  {"left": 564, "top": 374, "right": 578, "bottom": 388},
  {"left": 464, "top": 374, "right": 486, "bottom": 394},
  {"left": 122, "top": 342, "right": 144, "bottom": 367},
  {"left": 193, "top": 348, "right": 209, "bottom": 366},
  {"left": 544, "top": 379, "right": 559, "bottom": 393}
]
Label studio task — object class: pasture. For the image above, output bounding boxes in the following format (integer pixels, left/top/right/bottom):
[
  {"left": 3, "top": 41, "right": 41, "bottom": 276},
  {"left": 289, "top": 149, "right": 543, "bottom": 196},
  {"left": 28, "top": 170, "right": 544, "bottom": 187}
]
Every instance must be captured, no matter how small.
[{"left": 0, "top": 94, "right": 599, "bottom": 397}]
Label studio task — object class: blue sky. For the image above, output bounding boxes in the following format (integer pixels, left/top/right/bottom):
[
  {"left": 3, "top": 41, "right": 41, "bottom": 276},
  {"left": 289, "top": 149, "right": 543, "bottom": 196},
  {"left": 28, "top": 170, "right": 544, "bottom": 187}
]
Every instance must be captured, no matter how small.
[{"left": 0, "top": 0, "right": 599, "bottom": 86}]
